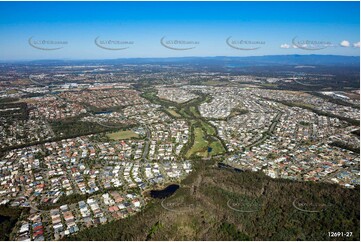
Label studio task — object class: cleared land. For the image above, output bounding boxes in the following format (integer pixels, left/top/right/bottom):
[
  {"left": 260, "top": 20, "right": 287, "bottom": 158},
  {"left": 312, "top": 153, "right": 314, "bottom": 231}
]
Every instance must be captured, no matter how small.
[
  {"left": 165, "top": 108, "right": 182, "bottom": 118},
  {"left": 107, "top": 130, "right": 139, "bottom": 140}
]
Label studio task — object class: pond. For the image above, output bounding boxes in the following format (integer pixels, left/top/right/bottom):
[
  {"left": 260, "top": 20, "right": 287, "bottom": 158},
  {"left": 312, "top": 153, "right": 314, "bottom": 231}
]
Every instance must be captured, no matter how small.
[
  {"left": 150, "top": 184, "right": 180, "bottom": 199},
  {"left": 95, "top": 111, "right": 113, "bottom": 115},
  {"left": 218, "top": 162, "right": 244, "bottom": 173},
  {"left": 0, "top": 215, "right": 10, "bottom": 223}
]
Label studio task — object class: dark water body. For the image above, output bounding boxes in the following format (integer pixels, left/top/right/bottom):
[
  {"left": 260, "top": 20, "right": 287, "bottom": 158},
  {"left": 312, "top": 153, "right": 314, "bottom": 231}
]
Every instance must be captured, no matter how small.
[
  {"left": 0, "top": 215, "right": 10, "bottom": 223},
  {"left": 234, "top": 168, "right": 243, "bottom": 173},
  {"left": 95, "top": 111, "right": 113, "bottom": 115},
  {"left": 218, "top": 162, "right": 232, "bottom": 169},
  {"left": 150, "top": 184, "right": 180, "bottom": 199},
  {"left": 218, "top": 162, "right": 244, "bottom": 173}
]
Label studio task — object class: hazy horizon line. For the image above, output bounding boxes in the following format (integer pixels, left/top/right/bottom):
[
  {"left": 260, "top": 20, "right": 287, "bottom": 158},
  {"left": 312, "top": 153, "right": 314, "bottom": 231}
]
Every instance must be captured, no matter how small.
[{"left": 1, "top": 54, "right": 360, "bottom": 63}]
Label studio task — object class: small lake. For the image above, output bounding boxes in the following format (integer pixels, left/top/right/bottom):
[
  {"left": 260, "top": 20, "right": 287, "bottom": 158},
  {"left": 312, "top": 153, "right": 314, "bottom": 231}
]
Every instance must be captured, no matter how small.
[
  {"left": 150, "top": 184, "right": 180, "bottom": 199},
  {"left": 95, "top": 111, "right": 113, "bottom": 115},
  {"left": 0, "top": 215, "right": 10, "bottom": 223},
  {"left": 218, "top": 162, "right": 244, "bottom": 173}
]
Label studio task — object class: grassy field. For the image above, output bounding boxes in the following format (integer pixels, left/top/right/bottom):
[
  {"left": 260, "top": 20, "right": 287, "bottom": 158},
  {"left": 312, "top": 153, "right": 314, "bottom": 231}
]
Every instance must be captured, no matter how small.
[
  {"left": 209, "top": 138, "right": 226, "bottom": 155},
  {"left": 261, "top": 83, "right": 278, "bottom": 88},
  {"left": 186, "top": 125, "right": 225, "bottom": 158},
  {"left": 107, "top": 130, "right": 139, "bottom": 140},
  {"left": 292, "top": 102, "right": 316, "bottom": 109},
  {"left": 201, "top": 80, "right": 228, "bottom": 85},
  {"left": 186, "top": 127, "right": 209, "bottom": 158},
  {"left": 6, "top": 89, "right": 18, "bottom": 94},
  {"left": 179, "top": 108, "right": 192, "bottom": 119},
  {"left": 165, "top": 108, "right": 182, "bottom": 118},
  {"left": 189, "top": 106, "right": 201, "bottom": 118},
  {"left": 200, "top": 121, "right": 217, "bottom": 136},
  {"left": 15, "top": 98, "right": 39, "bottom": 104}
]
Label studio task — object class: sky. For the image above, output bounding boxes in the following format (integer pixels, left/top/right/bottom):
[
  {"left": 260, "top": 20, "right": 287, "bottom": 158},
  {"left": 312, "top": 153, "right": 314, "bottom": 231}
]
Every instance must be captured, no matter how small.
[{"left": 0, "top": 1, "right": 359, "bottom": 60}]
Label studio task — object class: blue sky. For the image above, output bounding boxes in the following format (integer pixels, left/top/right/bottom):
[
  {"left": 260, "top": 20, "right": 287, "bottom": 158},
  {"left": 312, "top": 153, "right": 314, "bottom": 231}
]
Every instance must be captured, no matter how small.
[{"left": 0, "top": 1, "right": 359, "bottom": 60}]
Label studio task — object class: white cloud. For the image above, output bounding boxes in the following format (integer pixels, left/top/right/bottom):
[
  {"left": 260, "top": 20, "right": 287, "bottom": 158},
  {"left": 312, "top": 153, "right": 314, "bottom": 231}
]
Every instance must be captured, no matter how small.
[
  {"left": 292, "top": 45, "right": 298, "bottom": 49},
  {"left": 353, "top": 42, "right": 360, "bottom": 48},
  {"left": 280, "top": 43, "right": 290, "bottom": 49},
  {"left": 339, "top": 40, "right": 350, "bottom": 47}
]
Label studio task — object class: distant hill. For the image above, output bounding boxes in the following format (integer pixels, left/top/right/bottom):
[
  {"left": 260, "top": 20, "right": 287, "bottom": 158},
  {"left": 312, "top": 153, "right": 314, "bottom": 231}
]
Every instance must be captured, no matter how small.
[
  {"left": 8, "top": 55, "right": 361, "bottom": 67},
  {"left": 111, "top": 55, "right": 360, "bottom": 66}
]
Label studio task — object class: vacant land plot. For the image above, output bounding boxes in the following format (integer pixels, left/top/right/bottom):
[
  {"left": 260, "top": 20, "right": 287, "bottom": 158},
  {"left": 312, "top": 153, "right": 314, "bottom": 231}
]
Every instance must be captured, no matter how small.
[
  {"left": 107, "top": 130, "right": 139, "bottom": 140},
  {"left": 165, "top": 108, "right": 182, "bottom": 118}
]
